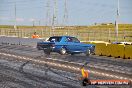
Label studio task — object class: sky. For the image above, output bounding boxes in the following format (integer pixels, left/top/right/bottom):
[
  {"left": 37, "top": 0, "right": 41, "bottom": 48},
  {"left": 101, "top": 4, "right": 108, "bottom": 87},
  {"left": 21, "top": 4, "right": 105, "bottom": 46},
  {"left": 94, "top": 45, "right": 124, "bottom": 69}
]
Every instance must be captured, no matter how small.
[{"left": 0, "top": 0, "right": 132, "bottom": 26}]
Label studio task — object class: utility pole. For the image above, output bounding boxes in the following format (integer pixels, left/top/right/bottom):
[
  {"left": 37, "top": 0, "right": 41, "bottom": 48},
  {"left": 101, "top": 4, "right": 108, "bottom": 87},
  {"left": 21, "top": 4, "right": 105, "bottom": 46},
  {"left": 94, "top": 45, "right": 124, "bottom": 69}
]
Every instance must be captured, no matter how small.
[
  {"left": 63, "top": 0, "right": 68, "bottom": 26},
  {"left": 63, "top": 0, "right": 69, "bottom": 35},
  {"left": 14, "top": 2, "right": 17, "bottom": 30},
  {"left": 46, "top": 0, "right": 51, "bottom": 36},
  {"left": 52, "top": 0, "right": 58, "bottom": 36},
  {"left": 32, "top": 20, "right": 35, "bottom": 27},
  {"left": 39, "top": 20, "right": 40, "bottom": 26},
  {"left": 46, "top": 0, "right": 51, "bottom": 26},
  {"left": 115, "top": 0, "right": 120, "bottom": 42}
]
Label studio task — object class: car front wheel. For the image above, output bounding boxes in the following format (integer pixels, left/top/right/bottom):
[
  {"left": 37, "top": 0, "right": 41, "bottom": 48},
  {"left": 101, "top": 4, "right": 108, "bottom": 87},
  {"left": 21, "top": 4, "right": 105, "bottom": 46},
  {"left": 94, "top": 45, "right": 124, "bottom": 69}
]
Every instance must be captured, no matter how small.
[
  {"left": 85, "top": 49, "right": 91, "bottom": 56},
  {"left": 60, "top": 47, "right": 67, "bottom": 55}
]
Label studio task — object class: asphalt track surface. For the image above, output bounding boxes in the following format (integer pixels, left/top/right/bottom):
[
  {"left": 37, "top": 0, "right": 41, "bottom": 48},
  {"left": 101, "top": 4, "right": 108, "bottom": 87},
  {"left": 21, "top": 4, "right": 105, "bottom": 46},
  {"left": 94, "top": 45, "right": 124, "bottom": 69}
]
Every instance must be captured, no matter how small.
[
  {"left": 0, "top": 44, "right": 132, "bottom": 88},
  {"left": 0, "top": 59, "right": 82, "bottom": 88}
]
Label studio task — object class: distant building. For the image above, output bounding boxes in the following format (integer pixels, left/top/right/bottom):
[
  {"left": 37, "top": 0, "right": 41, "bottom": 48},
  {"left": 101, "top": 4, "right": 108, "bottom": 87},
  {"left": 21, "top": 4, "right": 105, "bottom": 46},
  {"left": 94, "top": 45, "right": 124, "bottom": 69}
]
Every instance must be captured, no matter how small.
[{"left": 94, "top": 23, "right": 113, "bottom": 26}]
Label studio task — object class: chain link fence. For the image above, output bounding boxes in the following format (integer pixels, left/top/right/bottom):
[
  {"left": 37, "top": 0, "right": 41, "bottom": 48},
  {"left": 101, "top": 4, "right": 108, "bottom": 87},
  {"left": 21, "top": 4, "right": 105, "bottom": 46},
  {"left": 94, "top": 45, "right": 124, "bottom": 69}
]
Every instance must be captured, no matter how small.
[{"left": 0, "top": 27, "right": 132, "bottom": 42}]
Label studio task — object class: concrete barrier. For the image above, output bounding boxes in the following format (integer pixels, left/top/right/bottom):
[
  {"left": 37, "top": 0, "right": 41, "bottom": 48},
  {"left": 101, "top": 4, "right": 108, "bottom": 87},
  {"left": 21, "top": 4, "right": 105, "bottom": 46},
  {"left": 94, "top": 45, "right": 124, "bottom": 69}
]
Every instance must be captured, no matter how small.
[
  {"left": 105, "top": 44, "right": 112, "bottom": 57},
  {"left": 94, "top": 43, "right": 105, "bottom": 55},
  {"left": 83, "top": 41, "right": 132, "bottom": 59},
  {"left": 125, "top": 45, "right": 132, "bottom": 59},
  {"left": 101, "top": 43, "right": 110, "bottom": 56},
  {"left": 0, "top": 36, "right": 44, "bottom": 47},
  {"left": 90, "top": 41, "right": 109, "bottom": 56},
  {"left": 108, "top": 44, "right": 125, "bottom": 58}
]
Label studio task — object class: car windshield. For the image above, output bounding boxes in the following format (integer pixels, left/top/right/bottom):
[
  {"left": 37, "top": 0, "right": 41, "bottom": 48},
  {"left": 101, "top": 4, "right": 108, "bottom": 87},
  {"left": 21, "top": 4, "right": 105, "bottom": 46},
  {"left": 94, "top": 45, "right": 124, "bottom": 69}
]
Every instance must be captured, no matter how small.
[{"left": 48, "top": 37, "right": 62, "bottom": 42}]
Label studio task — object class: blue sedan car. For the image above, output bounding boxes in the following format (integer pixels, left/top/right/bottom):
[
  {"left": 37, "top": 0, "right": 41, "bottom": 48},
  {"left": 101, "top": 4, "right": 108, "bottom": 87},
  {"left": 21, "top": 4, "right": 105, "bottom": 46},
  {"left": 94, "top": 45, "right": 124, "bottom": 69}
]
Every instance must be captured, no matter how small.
[{"left": 37, "top": 36, "right": 95, "bottom": 56}]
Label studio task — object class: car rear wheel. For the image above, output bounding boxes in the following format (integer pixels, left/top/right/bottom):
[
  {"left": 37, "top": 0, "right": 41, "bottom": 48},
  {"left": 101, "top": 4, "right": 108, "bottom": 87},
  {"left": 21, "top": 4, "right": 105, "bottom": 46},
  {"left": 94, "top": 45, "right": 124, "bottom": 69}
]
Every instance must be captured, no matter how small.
[
  {"left": 71, "top": 53, "right": 75, "bottom": 55},
  {"left": 60, "top": 47, "right": 67, "bottom": 55},
  {"left": 86, "top": 49, "right": 91, "bottom": 56}
]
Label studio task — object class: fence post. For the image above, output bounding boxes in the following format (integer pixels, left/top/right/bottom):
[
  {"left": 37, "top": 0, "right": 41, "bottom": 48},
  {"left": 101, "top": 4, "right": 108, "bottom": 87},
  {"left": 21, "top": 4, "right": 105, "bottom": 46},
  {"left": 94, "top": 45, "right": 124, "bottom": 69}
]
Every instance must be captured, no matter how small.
[
  {"left": 123, "top": 30, "right": 126, "bottom": 42},
  {"left": 108, "top": 28, "right": 111, "bottom": 42}
]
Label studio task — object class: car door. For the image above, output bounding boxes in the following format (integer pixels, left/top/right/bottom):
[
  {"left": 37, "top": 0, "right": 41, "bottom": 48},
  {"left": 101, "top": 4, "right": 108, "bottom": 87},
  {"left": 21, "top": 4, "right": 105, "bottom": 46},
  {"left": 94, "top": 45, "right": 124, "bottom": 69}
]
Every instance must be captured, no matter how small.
[
  {"left": 65, "top": 37, "right": 73, "bottom": 51},
  {"left": 66, "top": 37, "right": 81, "bottom": 52},
  {"left": 71, "top": 37, "right": 82, "bottom": 51}
]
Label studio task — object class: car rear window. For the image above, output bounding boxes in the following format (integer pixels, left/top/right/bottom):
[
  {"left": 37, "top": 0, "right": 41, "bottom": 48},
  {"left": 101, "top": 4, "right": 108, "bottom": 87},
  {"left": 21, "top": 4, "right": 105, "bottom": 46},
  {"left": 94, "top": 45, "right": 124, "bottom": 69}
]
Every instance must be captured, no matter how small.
[{"left": 48, "top": 37, "right": 62, "bottom": 42}]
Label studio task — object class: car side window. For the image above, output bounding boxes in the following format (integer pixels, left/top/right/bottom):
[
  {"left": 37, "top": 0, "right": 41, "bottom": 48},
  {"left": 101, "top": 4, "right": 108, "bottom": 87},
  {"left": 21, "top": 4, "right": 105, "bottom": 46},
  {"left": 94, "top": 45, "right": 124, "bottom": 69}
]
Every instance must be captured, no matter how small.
[
  {"left": 66, "top": 37, "right": 73, "bottom": 42},
  {"left": 71, "top": 37, "right": 80, "bottom": 42},
  {"left": 48, "top": 37, "right": 62, "bottom": 42}
]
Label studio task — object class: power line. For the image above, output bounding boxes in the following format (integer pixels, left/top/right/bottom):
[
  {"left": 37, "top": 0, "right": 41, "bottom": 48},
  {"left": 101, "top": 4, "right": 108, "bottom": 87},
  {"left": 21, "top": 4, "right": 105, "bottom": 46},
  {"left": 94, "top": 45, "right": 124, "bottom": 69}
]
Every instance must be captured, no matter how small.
[
  {"left": 0, "top": 0, "right": 44, "bottom": 4},
  {"left": 0, "top": 0, "right": 46, "bottom": 7}
]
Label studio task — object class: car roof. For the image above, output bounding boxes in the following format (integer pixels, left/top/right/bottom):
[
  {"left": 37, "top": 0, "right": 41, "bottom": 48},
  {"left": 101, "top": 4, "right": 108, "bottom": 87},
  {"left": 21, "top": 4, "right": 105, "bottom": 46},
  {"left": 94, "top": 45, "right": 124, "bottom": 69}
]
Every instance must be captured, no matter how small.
[{"left": 51, "top": 36, "right": 74, "bottom": 38}]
